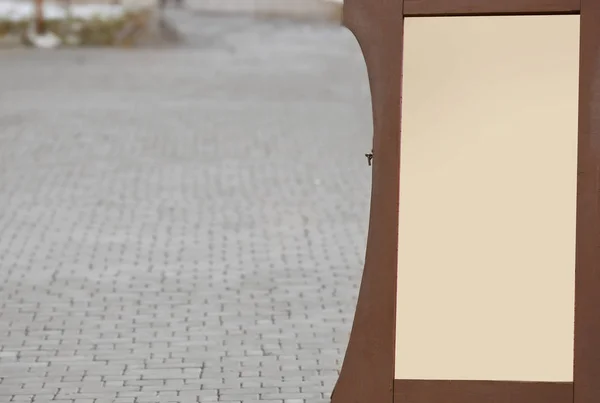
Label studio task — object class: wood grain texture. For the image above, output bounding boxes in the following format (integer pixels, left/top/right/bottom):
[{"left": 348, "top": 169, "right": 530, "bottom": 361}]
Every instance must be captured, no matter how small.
[
  {"left": 394, "top": 380, "right": 573, "bottom": 403},
  {"left": 403, "top": 0, "right": 580, "bottom": 16},
  {"left": 330, "top": 1, "right": 403, "bottom": 403},
  {"left": 574, "top": 2, "right": 600, "bottom": 403}
]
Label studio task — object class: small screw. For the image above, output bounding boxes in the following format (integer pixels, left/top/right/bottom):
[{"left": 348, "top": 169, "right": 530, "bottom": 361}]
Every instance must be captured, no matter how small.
[{"left": 365, "top": 150, "right": 374, "bottom": 166}]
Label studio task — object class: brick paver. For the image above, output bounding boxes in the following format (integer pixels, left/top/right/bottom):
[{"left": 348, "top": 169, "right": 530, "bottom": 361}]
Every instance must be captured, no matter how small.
[{"left": 0, "top": 14, "right": 372, "bottom": 403}]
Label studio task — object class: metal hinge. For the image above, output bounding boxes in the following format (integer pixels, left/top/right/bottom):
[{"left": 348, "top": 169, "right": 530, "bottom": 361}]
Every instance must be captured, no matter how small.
[{"left": 365, "top": 150, "right": 374, "bottom": 166}]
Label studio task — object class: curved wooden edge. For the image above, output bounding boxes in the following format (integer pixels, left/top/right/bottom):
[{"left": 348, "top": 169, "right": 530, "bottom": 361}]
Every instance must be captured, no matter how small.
[{"left": 330, "top": 1, "right": 403, "bottom": 403}]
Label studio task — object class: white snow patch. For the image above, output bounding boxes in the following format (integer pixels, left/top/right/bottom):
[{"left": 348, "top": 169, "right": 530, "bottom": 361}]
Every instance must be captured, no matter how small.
[{"left": 0, "top": 0, "right": 126, "bottom": 22}]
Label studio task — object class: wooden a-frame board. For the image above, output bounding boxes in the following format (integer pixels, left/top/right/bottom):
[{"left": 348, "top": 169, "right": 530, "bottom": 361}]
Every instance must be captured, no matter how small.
[{"left": 331, "top": 1, "right": 600, "bottom": 403}]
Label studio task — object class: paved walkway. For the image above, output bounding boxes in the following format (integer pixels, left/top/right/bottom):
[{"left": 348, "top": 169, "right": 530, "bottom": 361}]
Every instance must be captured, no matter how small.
[{"left": 0, "top": 14, "right": 372, "bottom": 403}]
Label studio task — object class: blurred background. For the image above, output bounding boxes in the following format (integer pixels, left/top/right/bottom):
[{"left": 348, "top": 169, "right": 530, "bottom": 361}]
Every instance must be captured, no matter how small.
[{"left": 0, "top": 0, "right": 374, "bottom": 402}]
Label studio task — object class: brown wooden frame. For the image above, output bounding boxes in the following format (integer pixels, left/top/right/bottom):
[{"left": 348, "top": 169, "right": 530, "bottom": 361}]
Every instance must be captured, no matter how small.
[{"left": 331, "top": 1, "right": 600, "bottom": 403}]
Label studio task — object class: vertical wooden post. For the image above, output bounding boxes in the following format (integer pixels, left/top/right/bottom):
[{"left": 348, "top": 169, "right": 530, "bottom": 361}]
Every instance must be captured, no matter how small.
[{"left": 34, "top": 0, "right": 45, "bottom": 34}]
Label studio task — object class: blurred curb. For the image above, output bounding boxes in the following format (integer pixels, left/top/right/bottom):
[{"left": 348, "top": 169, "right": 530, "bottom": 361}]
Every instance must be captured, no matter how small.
[{"left": 184, "top": 0, "right": 342, "bottom": 24}]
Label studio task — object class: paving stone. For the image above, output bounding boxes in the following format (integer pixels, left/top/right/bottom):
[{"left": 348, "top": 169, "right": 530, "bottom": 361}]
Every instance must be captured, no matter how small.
[{"left": 0, "top": 11, "right": 371, "bottom": 403}]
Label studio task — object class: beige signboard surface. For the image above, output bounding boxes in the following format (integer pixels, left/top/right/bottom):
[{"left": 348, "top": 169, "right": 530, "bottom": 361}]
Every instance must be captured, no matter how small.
[{"left": 396, "top": 15, "right": 580, "bottom": 382}]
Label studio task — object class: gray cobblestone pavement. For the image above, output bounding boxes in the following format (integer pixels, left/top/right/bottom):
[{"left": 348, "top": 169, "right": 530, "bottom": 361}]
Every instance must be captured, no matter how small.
[{"left": 0, "top": 13, "right": 372, "bottom": 403}]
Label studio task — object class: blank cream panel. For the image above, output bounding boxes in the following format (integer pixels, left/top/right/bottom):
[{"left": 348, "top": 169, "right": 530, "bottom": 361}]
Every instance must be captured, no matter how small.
[{"left": 395, "top": 15, "right": 580, "bottom": 382}]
